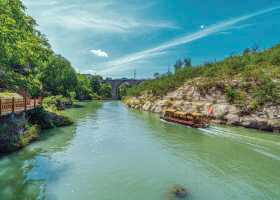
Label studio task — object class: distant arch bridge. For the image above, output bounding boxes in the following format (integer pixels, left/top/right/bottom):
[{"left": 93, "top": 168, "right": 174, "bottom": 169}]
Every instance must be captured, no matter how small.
[{"left": 103, "top": 79, "right": 145, "bottom": 99}]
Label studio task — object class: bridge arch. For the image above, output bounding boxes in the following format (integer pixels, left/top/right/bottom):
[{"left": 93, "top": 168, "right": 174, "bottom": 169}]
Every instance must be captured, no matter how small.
[{"left": 103, "top": 79, "right": 144, "bottom": 99}]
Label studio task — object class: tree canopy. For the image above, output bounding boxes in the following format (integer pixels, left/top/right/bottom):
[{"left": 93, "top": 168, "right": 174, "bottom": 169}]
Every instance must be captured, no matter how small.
[{"left": 0, "top": 0, "right": 80, "bottom": 98}]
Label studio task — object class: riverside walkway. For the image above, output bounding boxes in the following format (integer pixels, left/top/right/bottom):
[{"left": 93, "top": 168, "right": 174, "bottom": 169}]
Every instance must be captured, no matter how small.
[{"left": 0, "top": 97, "right": 42, "bottom": 116}]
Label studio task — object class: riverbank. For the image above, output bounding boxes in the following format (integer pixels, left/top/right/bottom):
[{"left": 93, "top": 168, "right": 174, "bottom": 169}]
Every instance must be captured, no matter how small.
[
  {"left": 0, "top": 107, "right": 73, "bottom": 154},
  {"left": 124, "top": 78, "right": 280, "bottom": 133}
]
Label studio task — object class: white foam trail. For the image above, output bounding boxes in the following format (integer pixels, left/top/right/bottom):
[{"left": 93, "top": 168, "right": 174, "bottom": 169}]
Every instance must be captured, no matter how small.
[
  {"left": 198, "top": 128, "right": 220, "bottom": 136},
  {"left": 253, "top": 148, "right": 280, "bottom": 161},
  {"left": 245, "top": 142, "right": 268, "bottom": 150},
  {"left": 199, "top": 126, "right": 280, "bottom": 161},
  {"left": 203, "top": 127, "right": 280, "bottom": 147}
]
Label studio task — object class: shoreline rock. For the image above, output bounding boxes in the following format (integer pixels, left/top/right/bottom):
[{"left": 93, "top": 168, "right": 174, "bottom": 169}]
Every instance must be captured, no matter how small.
[
  {"left": 124, "top": 83, "right": 280, "bottom": 133},
  {"left": 0, "top": 107, "right": 73, "bottom": 154},
  {"left": 0, "top": 113, "right": 39, "bottom": 153}
]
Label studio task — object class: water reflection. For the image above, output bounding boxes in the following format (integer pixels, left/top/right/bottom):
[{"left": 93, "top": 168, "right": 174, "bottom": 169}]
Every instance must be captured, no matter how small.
[
  {"left": 0, "top": 101, "right": 102, "bottom": 200},
  {"left": 0, "top": 101, "right": 279, "bottom": 200}
]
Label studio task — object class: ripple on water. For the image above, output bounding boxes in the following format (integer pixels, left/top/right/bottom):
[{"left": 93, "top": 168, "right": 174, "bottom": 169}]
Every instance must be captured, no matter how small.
[{"left": 0, "top": 101, "right": 280, "bottom": 200}]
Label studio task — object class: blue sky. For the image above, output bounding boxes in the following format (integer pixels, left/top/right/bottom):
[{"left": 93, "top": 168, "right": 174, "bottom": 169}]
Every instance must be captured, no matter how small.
[{"left": 23, "top": 0, "right": 280, "bottom": 78}]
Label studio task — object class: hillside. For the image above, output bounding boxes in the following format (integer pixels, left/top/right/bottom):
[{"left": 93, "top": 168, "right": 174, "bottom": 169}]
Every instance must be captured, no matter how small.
[{"left": 124, "top": 45, "right": 280, "bottom": 132}]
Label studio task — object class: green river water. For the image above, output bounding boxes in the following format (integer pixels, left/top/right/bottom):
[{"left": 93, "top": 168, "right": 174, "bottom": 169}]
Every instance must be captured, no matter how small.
[{"left": 0, "top": 101, "right": 280, "bottom": 200}]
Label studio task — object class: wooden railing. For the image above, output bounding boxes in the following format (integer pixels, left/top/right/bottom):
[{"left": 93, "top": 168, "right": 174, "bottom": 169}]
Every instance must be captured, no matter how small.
[{"left": 0, "top": 97, "right": 42, "bottom": 116}]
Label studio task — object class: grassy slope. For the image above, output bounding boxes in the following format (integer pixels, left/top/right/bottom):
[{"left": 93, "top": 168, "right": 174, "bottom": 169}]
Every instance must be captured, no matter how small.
[
  {"left": 126, "top": 44, "right": 280, "bottom": 110},
  {"left": 0, "top": 92, "right": 22, "bottom": 99}
]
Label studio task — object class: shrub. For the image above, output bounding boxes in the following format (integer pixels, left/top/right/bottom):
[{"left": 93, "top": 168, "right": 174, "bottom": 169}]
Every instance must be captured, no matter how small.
[
  {"left": 253, "top": 79, "right": 280, "bottom": 106},
  {"left": 225, "top": 87, "right": 247, "bottom": 106},
  {"left": 19, "top": 125, "right": 40, "bottom": 146},
  {"left": 42, "top": 95, "right": 72, "bottom": 112},
  {"left": 225, "top": 87, "right": 237, "bottom": 104}
]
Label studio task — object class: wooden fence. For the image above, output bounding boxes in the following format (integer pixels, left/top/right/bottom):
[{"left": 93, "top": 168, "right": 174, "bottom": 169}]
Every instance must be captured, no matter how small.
[{"left": 0, "top": 97, "right": 42, "bottom": 116}]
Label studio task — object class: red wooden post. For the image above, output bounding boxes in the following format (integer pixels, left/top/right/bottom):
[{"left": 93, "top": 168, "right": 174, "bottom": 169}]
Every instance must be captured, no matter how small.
[
  {"left": 0, "top": 98, "right": 2, "bottom": 115},
  {"left": 12, "top": 97, "right": 15, "bottom": 113},
  {"left": 24, "top": 96, "right": 27, "bottom": 111}
]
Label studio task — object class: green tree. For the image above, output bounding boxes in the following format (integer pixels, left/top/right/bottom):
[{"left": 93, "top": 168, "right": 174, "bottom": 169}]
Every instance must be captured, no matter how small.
[
  {"left": 39, "top": 55, "right": 78, "bottom": 97},
  {"left": 174, "top": 59, "right": 183, "bottom": 72},
  {"left": 0, "top": 0, "right": 53, "bottom": 95},
  {"left": 118, "top": 84, "right": 132, "bottom": 98},
  {"left": 75, "top": 74, "right": 95, "bottom": 100},
  {"left": 90, "top": 75, "right": 103, "bottom": 94},
  {"left": 153, "top": 72, "right": 160, "bottom": 79},
  {"left": 100, "top": 83, "right": 112, "bottom": 98},
  {"left": 183, "top": 58, "right": 192, "bottom": 67}
]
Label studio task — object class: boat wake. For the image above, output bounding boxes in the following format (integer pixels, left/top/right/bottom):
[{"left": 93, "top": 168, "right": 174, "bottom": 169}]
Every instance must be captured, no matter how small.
[
  {"left": 161, "top": 117, "right": 280, "bottom": 161},
  {"left": 252, "top": 147, "right": 280, "bottom": 161},
  {"left": 199, "top": 126, "right": 280, "bottom": 161},
  {"left": 160, "top": 118, "right": 193, "bottom": 129}
]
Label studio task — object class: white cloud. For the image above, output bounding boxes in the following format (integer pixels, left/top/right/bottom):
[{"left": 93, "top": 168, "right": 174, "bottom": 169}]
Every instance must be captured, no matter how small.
[
  {"left": 30, "top": 1, "right": 178, "bottom": 33},
  {"left": 90, "top": 49, "right": 109, "bottom": 58},
  {"left": 51, "top": 13, "right": 177, "bottom": 33},
  {"left": 98, "top": 6, "right": 280, "bottom": 75}
]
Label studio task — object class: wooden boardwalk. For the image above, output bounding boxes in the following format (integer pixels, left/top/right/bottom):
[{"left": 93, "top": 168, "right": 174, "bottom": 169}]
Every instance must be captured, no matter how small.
[{"left": 0, "top": 97, "right": 42, "bottom": 116}]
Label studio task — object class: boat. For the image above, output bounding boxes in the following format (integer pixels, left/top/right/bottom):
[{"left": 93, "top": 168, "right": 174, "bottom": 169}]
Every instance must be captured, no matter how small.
[{"left": 160, "top": 109, "right": 210, "bottom": 128}]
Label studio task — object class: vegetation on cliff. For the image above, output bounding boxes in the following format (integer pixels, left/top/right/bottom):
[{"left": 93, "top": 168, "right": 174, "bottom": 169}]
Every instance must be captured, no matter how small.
[
  {"left": 0, "top": 114, "right": 39, "bottom": 153},
  {"left": 126, "top": 45, "right": 280, "bottom": 110},
  {"left": 29, "top": 107, "right": 73, "bottom": 129},
  {"left": 0, "top": 107, "right": 73, "bottom": 153}
]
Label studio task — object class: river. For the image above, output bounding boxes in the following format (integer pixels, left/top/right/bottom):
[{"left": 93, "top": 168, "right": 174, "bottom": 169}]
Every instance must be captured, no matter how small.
[{"left": 0, "top": 101, "right": 280, "bottom": 200}]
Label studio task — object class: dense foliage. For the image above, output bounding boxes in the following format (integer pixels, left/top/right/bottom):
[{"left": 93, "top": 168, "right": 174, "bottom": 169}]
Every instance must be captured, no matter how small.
[
  {"left": 1, "top": 0, "right": 51, "bottom": 93},
  {"left": 0, "top": 0, "right": 90, "bottom": 99},
  {"left": 126, "top": 45, "right": 280, "bottom": 108},
  {"left": 39, "top": 55, "right": 78, "bottom": 97},
  {"left": 42, "top": 95, "right": 73, "bottom": 112},
  {"left": 75, "top": 74, "right": 96, "bottom": 100},
  {"left": 89, "top": 75, "right": 112, "bottom": 99},
  {"left": 0, "top": 0, "right": 112, "bottom": 101},
  {"left": 118, "top": 84, "right": 132, "bottom": 98},
  {"left": 0, "top": 0, "right": 84, "bottom": 153}
]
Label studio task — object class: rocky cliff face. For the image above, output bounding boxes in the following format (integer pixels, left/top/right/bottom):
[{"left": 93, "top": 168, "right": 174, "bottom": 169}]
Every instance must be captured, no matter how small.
[
  {"left": 0, "top": 107, "right": 73, "bottom": 153},
  {"left": 0, "top": 113, "right": 39, "bottom": 153},
  {"left": 124, "top": 81, "right": 280, "bottom": 133}
]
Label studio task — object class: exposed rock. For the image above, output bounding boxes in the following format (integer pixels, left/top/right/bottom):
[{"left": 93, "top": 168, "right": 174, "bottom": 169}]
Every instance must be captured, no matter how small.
[
  {"left": 169, "top": 185, "right": 188, "bottom": 199},
  {"left": 0, "top": 113, "right": 39, "bottom": 153},
  {"left": 268, "top": 120, "right": 280, "bottom": 133},
  {"left": 28, "top": 107, "right": 73, "bottom": 129},
  {"left": 0, "top": 107, "right": 74, "bottom": 154},
  {"left": 123, "top": 81, "right": 280, "bottom": 133},
  {"left": 212, "top": 104, "right": 230, "bottom": 119},
  {"left": 143, "top": 101, "right": 152, "bottom": 111}
]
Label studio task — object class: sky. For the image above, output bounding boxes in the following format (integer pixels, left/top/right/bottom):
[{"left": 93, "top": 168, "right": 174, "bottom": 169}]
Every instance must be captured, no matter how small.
[{"left": 23, "top": 0, "right": 280, "bottom": 79}]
